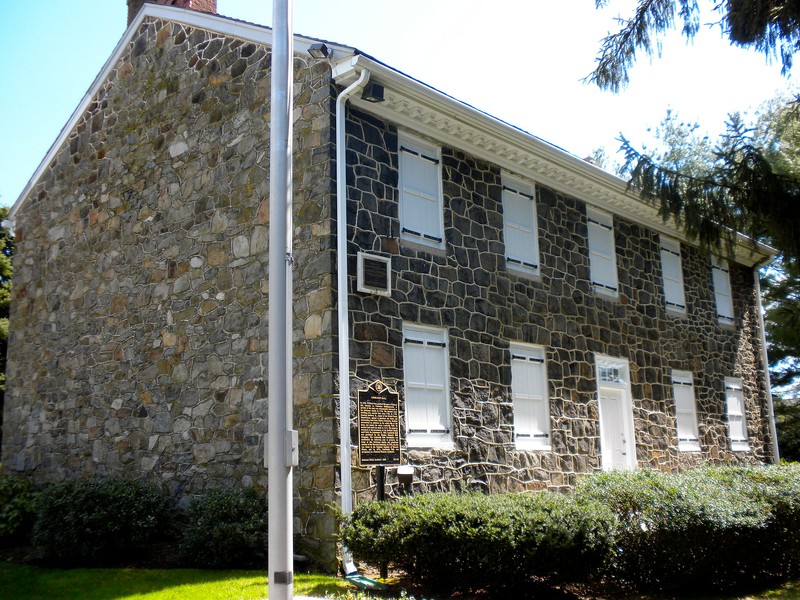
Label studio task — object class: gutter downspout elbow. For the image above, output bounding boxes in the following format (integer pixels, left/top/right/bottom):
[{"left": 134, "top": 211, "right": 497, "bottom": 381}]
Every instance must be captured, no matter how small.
[{"left": 335, "top": 68, "right": 370, "bottom": 573}]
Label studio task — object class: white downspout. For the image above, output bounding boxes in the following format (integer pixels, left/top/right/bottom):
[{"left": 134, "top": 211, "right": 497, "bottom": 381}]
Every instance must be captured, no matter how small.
[
  {"left": 335, "top": 68, "right": 370, "bottom": 573},
  {"left": 754, "top": 268, "right": 781, "bottom": 464}
]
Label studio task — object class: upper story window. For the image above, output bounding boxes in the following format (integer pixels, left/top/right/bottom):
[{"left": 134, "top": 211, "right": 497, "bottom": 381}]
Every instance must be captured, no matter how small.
[
  {"left": 672, "top": 370, "right": 700, "bottom": 451},
  {"left": 510, "top": 343, "right": 550, "bottom": 450},
  {"left": 402, "top": 323, "right": 451, "bottom": 448},
  {"left": 502, "top": 173, "right": 540, "bottom": 277},
  {"left": 586, "top": 207, "right": 618, "bottom": 296},
  {"left": 660, "top": 235, "right": 686, "bottom": 314},
  {"left": 711, "top": 258, "right": 734, "bottom": 325},
  {"left": 398, "top": 132, "right": 444, "bottom": 250},
  {"left": 724, "top": 377, "right": 749, "bottom": 451}
]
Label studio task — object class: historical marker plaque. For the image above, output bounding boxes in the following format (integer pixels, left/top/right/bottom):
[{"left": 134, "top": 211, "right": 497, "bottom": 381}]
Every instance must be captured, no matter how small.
[{"left": 357, "top": 380, "right": 401, "bottom": 466}]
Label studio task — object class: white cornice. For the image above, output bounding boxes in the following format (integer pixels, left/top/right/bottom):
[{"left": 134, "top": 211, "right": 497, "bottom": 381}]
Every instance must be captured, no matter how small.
[{"left": 334, "top": 55, "right": 774, "bottom": 267}]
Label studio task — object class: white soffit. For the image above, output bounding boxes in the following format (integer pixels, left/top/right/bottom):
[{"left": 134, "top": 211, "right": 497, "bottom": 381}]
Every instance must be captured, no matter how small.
[{"left": 333, "top": 55, "right": 774, "bottom": 266}]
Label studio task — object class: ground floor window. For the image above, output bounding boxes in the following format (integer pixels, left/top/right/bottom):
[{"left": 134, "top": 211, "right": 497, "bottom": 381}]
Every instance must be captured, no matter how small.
[
  {"left": 510, "top": 342, "right": 550, "bottom": 450},
  {"left": 402, "top": 323, "right": 452, "bottom": 448}
]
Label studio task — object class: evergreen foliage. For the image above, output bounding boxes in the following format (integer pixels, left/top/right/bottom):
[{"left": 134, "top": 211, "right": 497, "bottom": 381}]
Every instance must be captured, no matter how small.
[
  {"left": 0, "top": 206, "right": 12, "bottom": 445},
  {"left": 591, "top": 0, "right": 800, "bottom": 93},
  {"left": 31, "top": 478, "right": 170, "bottom": 566},
  {"left": 179, "top": 487, "right": 267, "bottom": 569}
]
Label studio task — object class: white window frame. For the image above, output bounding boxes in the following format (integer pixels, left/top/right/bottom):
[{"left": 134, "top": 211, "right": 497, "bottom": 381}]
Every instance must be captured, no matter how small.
[
  {"left": 672, "top": 370, "right": 700, "bottom": 451},
  {"left": 586, "top": 207, "right": 618, "bottom": 296},
  {"left": 725, "top": 377, "right": 749, "bottom": 452},
  {"left": 502, "top": 172, "right": 540, "bottom": 278},
  {"left": 660, "top": 235, "right": 686, "bottom": 314},
  {"left": 402, "top": 323, "right": 452, "bottom": 448},
  {"left": 711, "top": 258, "right": 735, "bottom": 325},
  {"left": 510, "top": 343, "right": 551, "bottom": 450},
  {"left": 398, "top": 132, "right": 444, "bottom": 250}
]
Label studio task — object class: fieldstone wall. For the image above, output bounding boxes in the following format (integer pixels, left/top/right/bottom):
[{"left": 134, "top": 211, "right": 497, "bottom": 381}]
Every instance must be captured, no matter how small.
[
  {"left": 342, "top": 108, "right": 773, "bottom": 502},
  {"left": 1, "top": 17, "right": 339, "bottom": 569}
]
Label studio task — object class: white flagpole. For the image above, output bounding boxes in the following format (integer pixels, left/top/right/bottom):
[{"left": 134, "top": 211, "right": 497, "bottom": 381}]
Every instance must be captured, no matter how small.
[{"left": 267, "top": 0, "right": 295, "bottom": 598}]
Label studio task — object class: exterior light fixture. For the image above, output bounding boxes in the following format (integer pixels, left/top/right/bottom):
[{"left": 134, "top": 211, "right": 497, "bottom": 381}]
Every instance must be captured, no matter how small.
[
  {"left": 307, "top": 43, "right": 332, "bottom": 59},
  {"left": 361, "top": 81, "right": 385, "bottom": 103}
]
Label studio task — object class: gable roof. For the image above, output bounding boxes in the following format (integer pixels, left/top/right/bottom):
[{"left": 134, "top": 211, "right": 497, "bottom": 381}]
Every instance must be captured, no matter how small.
[{"left": 7, "top": 3, "right": 774, "bottom": 266}]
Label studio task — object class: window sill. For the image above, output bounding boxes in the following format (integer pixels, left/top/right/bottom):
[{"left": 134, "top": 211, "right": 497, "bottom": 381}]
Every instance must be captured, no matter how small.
[
  {"left": 400, "top": 236, "right": 446, "bottom": 257},
  {"left": 665, "top": 306, "right": 688, "bottom": 318},
  {"left": 506, "top": 262, "right": 542, "bottom": 281},
  {"left": 730, "top": 441, "right": 750, "bottom": 452},
  {"left": 678, "top": 440, "right": 701, "bottom": 452},
  {"left": 593, "top": 285, "right": 619, "bottom": 300},
  {"left": 515, "top": 443, "right": 552, "bottom": 452},
  {"left": 406, "top": 435, "right": 454, "bottom": 450}
]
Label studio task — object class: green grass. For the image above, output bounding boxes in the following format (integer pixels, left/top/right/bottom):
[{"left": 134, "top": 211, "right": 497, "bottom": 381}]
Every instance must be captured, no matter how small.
[
  {"left": 0, "top": 563, "right": 353, "bottom": 600},
  {"left": 3, "top": 563, "right": 800, "bottom": 600}
]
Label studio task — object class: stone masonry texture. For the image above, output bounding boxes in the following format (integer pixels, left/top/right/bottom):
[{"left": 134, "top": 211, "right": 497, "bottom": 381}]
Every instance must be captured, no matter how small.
[
  {"left": 342, "top": 108, "right": 773, "bottom": 501},
  {"left": 1, "top": 12, "right": 775, "bottom": 573},
  {"left": 1, "top": 17, "right": 339, "bottom": 569}
]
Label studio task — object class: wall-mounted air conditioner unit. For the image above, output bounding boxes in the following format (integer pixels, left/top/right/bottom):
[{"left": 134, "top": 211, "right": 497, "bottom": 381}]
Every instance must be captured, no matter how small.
[{"left": 357, "top": 252, "right": 391, "bottom": 296}]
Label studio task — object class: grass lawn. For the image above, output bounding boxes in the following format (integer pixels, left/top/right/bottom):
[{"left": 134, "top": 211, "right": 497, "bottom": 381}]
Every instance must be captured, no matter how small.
[
  {"left": 3, "top": 562, "right": 800, "bottom": 599},
  {"left": 0, "top": 563, "right": 353, "bottom": 600}
]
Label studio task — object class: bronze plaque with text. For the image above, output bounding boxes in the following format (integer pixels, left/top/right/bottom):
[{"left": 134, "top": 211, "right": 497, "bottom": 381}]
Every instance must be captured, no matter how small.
[{"left": 357, "top": 380, "right": 401, "bottom": 466}]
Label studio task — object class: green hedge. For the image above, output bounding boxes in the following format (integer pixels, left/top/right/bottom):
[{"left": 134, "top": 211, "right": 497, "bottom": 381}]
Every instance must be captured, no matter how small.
[
  {"left": 31, "top": 478, "right": 170, "bottom": 566},
  {"left": 342, "top": 491, "right": 616, "bottom": 595},
  {"left": 343, "top": 466, "right": 800, "bottom": 595},
  {"left": 576, "top": 465, "right": 800, "bottom": 592},
  {"left": 0, "top": 473, "right": 37, "bottom": 546},
  {"left": 179, "top": 487, "right": 267, "bottom": 569}
]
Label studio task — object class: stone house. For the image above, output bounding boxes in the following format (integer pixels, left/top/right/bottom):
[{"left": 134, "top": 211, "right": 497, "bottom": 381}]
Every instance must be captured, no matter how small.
[{"left": 1, "top": 1, "right": 779, "bottom": 568}]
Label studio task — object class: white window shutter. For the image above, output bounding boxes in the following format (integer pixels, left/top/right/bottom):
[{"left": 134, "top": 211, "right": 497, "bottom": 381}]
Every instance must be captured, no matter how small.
[
  {"left": 660, "top": 236, "right": 686, "bottom": 311},
  {"left": 587, "top": 208, "right": 618, "bottom": 293},
  {"left": 712, "top": 258, "right": 734, "bottom": 323},
  {"left": 510, "top": 344, "right": 550, "bottom": 449},
  {"left": 673, "top": 370, "right": 700, "bottom": 450},
  {"left": 403, "top": 324, "right": 451, "bottom": 446},
  {"left": 725, "top": 378, "right": 748, "bottom": 449},
  {"left": 399, "top": 134, "right": 443, "bottom": 247},
  {"left": 503, "top": 174, "right": 539, "bottom": 275}
]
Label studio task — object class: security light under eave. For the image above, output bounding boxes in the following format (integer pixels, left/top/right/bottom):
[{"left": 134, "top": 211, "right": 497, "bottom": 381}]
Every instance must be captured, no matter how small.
[
  {"left": 307, "top": 43, "right": 332, "bottom": 59},
  {"left": 361, "top": 81, "right": 384, "bottom": 103}
]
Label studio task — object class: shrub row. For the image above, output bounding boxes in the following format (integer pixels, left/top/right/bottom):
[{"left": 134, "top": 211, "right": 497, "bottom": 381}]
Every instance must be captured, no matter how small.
[
  {"left": 342, "top": 491, "right": 616, "bottom": 594},
  {"left": 342, "top": 464, "right": 800, "bottom": 595},
  {"left": 0, "top": 474, "right": 267, "bottom": 568}
]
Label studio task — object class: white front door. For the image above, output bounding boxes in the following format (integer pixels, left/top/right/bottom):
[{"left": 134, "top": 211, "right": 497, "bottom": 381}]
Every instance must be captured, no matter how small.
[
  {"left": 598, "top": 388, "right": 635, "bottom": 470},
  {"left": 596, "top": 355, "right": 636, "bottom": 471}
]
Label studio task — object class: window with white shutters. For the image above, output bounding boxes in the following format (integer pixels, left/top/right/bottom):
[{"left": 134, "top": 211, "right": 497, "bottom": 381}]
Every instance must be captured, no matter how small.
[
  {"left": 725, "top": 377, "right": 749, "bottom": 451},
  {"left": 510, "top": 343, "right": 550, "bottom": 450},
  {"left": 502, "top": 173, "right": 540, "bottom": 277},
  {"left": 672, "top": 370, "right": 700, "bottom": 451},
  {"left": 660, "top": 236, "right": 686, "bottom": 313},
  {"left": 402, "top": 324, "right": 451, "bottom": 447},
  {"left": 587, "top": 207, "right": 618, "bottom": 295},
  {"left": 398, "top": 133, "right": 444, "bottom": 249},
  {"left": 712, "top": 258, "right": 735, "bottom": 325}
]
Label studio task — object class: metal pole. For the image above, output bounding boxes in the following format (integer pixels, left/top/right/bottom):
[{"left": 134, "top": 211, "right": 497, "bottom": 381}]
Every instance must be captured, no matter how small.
[{"left": 268, "top": 0, "right": 295, "bottom": 598}]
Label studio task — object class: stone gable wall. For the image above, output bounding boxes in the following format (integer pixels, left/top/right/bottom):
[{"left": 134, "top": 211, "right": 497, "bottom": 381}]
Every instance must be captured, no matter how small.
[
  {"left": 1, "top": 17, "right": 338, "bottom": 568},
  {"left": 342, "top": 108, "right": 773, "bottom": 501}
]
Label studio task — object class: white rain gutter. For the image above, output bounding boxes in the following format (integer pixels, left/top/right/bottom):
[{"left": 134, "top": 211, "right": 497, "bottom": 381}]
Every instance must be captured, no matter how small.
[
  {"left": 754, "top": 268, "right": 781, "bottom": 464},
  {"left": 335, "top": 67, "right": 370, "bottom": 573}
]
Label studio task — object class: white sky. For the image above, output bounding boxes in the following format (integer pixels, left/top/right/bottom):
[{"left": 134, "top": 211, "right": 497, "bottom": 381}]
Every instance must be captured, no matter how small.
[{"left": 0, "top": 0, "right": 795, "bottom": 207}]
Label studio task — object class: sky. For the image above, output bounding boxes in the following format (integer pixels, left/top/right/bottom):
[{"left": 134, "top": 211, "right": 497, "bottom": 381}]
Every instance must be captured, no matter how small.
[{"left": 0, "top": 0, "right": 796, "bottom": 208}]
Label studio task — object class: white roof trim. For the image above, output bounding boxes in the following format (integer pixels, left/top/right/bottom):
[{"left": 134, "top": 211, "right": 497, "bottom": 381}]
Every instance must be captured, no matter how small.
[
  {"left": 333, "top": 55, "right": 774, "bottom": 266},
  {"left": 8, "top": 3, "right": 353, "bottom": 222}
]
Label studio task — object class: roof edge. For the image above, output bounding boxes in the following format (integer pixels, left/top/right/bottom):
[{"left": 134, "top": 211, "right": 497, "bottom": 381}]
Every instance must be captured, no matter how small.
[{"left": 8, "top": 3, "right": 353, "bottom": 223}]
